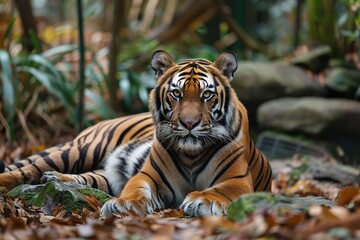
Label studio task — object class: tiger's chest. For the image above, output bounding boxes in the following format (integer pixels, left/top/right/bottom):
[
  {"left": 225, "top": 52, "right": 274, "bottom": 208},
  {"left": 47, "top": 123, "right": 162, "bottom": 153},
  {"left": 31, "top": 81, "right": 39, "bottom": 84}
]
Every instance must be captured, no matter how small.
[{"left": 159, "top": 157, "right": 222, "bottom": 207}]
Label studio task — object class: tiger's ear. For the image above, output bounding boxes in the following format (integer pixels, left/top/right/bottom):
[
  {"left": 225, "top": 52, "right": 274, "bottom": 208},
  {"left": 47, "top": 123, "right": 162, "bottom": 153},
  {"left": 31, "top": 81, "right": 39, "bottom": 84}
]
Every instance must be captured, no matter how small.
[
  {"left": 213, "top": 52, "right": 238, "bottom": 81},
  {"left": 151, "top": 50, "right": 176, "bottom": 79}
]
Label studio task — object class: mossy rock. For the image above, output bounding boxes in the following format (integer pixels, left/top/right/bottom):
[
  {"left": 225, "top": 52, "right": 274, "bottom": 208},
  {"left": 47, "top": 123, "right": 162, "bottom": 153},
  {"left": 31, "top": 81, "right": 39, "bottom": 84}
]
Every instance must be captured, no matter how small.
[
  {"left": 227, "top": 192, "right": 335, "bottom": 222},
  {"left": 7, "top": 181, "right": 112, "bottom": 211}
]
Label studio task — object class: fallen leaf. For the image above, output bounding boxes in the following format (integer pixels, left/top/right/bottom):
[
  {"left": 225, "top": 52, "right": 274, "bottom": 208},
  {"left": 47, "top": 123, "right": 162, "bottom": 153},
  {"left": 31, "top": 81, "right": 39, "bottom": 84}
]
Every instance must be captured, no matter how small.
[
  {"left": 200, "top": 215, "right": 237, "bottom": 236},
  {"left": 151, "top": 223, "right": 175, "bottom": 239},
  {"left": 336, "top": 186, "right": 360, "bottom": 206},
  {"left": 84, "top": 193, "right": 102, "bottom": 211},
  {"left": 287, "top": 179, "right": 323, "bottom": 196}
]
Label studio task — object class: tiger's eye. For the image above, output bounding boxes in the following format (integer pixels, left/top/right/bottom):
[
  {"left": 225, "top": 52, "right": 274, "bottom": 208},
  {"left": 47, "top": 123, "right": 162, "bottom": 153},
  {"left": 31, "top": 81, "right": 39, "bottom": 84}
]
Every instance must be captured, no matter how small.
[
  {"left": 203, "top": 90, "right": 212, "bottom": 98},
  {"left": 172, "top": 89, "right": 181, "bottom": 97}
]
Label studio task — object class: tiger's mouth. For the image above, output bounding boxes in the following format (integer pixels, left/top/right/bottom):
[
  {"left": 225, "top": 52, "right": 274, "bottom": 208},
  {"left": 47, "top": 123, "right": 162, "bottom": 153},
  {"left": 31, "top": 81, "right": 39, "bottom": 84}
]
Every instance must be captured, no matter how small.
[
  {"left": 170, "top": 123, "right": 213, "bottom": 134},
  {"left": 157, "top": 121, "right": 227, "bottom": 152},
  {"left": 183, "top": 134, "right": 197, "bottom": 142}
]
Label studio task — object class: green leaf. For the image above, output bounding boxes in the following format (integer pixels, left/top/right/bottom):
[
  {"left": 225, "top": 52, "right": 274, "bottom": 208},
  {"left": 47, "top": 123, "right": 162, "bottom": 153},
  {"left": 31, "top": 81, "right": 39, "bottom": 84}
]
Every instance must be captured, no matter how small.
[
  {"left": 7, "top": 181, "right": 112, "bottom": 211},
  {"left": 41, "top": 45, "right": 78, "bottom": 59},
  {"left": 29, "top": 29, "right": 41, "bottom": 53},
  {"left": 4, "top": 16, "right": 16, "bottom": 40},
  {"left": 119, "top": 72, "right": 132, "bottom": 105},
  {"left": 15, "top": 66, "right": 75, "bottom": 119},
  {"left": 85, "top": 48, "right": 108, "bottom": 92},
  {"left": 85, "top": 89, "right": 116, "bottom": 119},
  {"left": 138, "top": 87, "right": 148, "bottom": 105},
  {"left": 16, "top": 66, "right": 59, "bottom": 97},
  {"left": 356, "top": 86, "right": 360, "bottom": 98},
  {"left": 0, "top": 50, "right": 17, "bottom": 134},
  {"left": 27, "top": 54, "right": 76, "bottom": 106}
]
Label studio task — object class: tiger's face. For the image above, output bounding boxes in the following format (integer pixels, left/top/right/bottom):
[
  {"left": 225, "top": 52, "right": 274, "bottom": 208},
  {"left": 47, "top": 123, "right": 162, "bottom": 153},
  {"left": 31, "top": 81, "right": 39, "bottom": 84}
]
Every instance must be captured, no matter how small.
[{"left": 150, "top": 51, "right": 238, "bottom": 154}]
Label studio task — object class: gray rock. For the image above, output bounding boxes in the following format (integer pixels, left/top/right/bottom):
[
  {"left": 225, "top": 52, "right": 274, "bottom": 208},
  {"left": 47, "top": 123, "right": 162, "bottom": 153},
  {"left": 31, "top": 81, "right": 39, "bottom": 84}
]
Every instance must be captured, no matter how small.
[
  {"left": 325, "top": 67, "right": 360, "bottom": 97},
  {"left": 232, "top": 63, "right": 326, "bottom": 123},
  {"left": 257, "top": 97, "right": 360, "bottom": 137},
  {"left": 233, "top": 62, "right": 326, "bottom": 103},
  {"left": 290, "top": 45, "right": 331, "bottom": 73}
]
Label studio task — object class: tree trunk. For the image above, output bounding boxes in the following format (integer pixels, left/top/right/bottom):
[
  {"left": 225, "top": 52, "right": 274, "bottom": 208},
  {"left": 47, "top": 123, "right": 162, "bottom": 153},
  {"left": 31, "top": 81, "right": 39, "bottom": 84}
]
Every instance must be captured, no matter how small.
[
  {"left": 108, "top": 0, "right": 130, "bottom": 112},
  {"left": 13, "top": 0, "right": 39, "bottom": 52}
]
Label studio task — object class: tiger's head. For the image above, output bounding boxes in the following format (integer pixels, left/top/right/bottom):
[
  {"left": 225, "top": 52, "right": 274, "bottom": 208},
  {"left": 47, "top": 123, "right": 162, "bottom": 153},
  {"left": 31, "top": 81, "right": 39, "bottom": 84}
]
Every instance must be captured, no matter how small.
[{"left": 149, "top": 50, "right": 242, "bottom": 155}]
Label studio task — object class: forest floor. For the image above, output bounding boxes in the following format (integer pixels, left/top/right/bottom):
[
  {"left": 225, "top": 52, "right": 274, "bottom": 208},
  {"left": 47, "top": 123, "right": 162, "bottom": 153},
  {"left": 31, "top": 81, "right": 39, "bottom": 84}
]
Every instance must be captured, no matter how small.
[{"left": 0, "top": 144, "right": 359, "bottom": 239}]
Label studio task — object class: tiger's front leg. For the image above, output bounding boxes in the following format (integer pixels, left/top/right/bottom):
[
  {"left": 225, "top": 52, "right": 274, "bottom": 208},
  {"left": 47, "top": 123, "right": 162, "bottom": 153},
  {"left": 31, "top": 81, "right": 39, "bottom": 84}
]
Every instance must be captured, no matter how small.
[
  {"left": 180, "top": 172, "right": 253, "bottom": 217},
  {"left": 100, "top": 171, "right": 159, "bottom": 217}
]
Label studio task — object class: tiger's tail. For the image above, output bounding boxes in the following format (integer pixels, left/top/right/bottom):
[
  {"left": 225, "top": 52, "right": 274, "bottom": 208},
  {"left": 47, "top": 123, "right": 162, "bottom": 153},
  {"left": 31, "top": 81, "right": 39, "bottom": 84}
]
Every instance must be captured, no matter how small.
[{"left": 0, "top": 142, "right": 92, "bottom": 190}]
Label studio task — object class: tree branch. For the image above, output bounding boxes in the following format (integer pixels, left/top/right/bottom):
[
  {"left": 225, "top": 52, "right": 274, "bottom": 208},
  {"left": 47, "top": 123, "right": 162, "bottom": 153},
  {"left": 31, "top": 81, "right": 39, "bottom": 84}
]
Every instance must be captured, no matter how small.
[
  {"left": 147, "top": 0, "right": 216, "bottom": 43},
  {"left": 213, "top": 0, "right": 275, "bottom": 58}
]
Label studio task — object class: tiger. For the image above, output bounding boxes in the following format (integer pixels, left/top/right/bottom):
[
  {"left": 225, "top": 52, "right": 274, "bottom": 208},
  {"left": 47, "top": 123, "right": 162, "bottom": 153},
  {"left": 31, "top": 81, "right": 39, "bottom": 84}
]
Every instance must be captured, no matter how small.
[{"left": 0, "top": 50, "right": 272, "bottom": 217}]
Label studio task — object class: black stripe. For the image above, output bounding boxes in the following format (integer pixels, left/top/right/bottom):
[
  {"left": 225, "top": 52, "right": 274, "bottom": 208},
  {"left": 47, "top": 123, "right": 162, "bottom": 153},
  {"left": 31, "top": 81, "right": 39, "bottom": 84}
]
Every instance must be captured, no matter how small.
[
  {"left": 78, "top": 143, "right": 91, "bottom": 172},
  {"left": 262, "top": 167, "right": 272, "bottom": 191},
  {"left": 78, "top": 174, "right": 87, "bottom": 184},
  {"left": 76, "top": 121, "right": 111, "bottom": 145},
  {"left": 213, "top": 76, "right": 219, "bottom": 86},
  {"left": 19, "top": 168, "right": 29, "bottom": 183},
  {"left": 254, "top": 168, "right": 267, "bottom": 191},
  {"left": 61, "top": 148, "right": 70, "bottom": 173},
  {"left": 197, "top": 60, "right": 211, "bottom": 65},
  {"left": 214, "top": 188, "right": 232, "bottom": 202},
  {"left": 165, "top": 146, "right": 190, "bottom": 184},
  {"left": 32, "top": 164, "right": 43, "bottom": 176},
  {"left": 214, "top": 147, "right": 243, "bottom": 172},
  {"left": 96, "top": 116, "right": 136, "bottom": 164},
  {"left": 14, "top": 162, "right": 24, "bottom": 169},
  {"left": 230, "top": 111, "right": 242, "bottom": 140},
  {"left": 210, "top": 151, "right": 243, "bottom": 187},
  {"left": 130, "top": 123, "right": 153, "bottom": 139},
  {"left": 196, "top": 71, "right": 208, "bottom": 78},
  {"left": 255, "top": 163, "right": 269, "bottom": 191},
  {"left": 42, "top": 155, "right": 61, "bottom": 172},
  {"left": 153, "top": 147, "right": 169, "bottom": 172},
  {"left": 149, "top": 154, "right": 175, "bottom": 202},
  {"left": 226, "top": 168, "right": 249, "bottom": 180},
  {"left": 179, "top": 66, "right": 192, "bottom": 73},
  {"left": 191, "top": 142, "right": 224, "bottom": 173},
  {"left": 254, "top": 155, "right": 265, "bottom": 190},
  {"left": 132, "top": 150, "right": 148, "bottom": 177},
  {"left": 134, "top": 129, "right": 153, "bottom": 139},
  {"left": 37, "top": 151, "right": 49, "bottom": 157},
  {"left": 92, "top": 170, "right": 114, "bottom": 195},
  {"left": 115, "top": 117, "right": 152, "bottom": 147},
  {"left": 165, "top": 96, "right": 172, "bottom": 110},
  {"left": 89, "top": 175, "right": 98, "bottom": 189},
  {"left": 224, "top": 87, "right": 230, "bottom": 113},
  {"left": 248, "top": 148, "right": 257, "bottom": 169},
  {"left": 139, "top": 171, "right": 162, "bottom": 208}
]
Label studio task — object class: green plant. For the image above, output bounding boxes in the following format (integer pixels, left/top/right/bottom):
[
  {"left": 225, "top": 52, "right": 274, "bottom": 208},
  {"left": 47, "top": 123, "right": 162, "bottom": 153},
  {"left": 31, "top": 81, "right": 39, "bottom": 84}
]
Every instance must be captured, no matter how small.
[
  {"left": 0, "top": 45, "right": 78, "bottom": 142},
  {"left": 0, "top": 44, "right": 117, "bottom": 143},
  {"left": 307, "top": 0, "right": 360, "bottom": 57},
  {"left": 116, "top": 38, "right": 159, "bottom": 112}
]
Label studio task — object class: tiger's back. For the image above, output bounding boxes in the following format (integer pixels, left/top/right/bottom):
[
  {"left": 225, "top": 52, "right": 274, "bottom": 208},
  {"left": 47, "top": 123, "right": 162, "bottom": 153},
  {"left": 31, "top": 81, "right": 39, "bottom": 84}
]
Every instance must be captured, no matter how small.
[{"left": 0, "top": 112, "right": 154, "bottom": 192}]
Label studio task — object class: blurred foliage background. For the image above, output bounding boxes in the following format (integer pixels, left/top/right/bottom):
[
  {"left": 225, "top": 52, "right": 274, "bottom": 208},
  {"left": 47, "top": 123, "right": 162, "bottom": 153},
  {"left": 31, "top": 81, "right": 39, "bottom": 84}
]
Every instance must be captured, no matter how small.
[{"left": 0, "top": 0, "right": 359, "bottom": 162}]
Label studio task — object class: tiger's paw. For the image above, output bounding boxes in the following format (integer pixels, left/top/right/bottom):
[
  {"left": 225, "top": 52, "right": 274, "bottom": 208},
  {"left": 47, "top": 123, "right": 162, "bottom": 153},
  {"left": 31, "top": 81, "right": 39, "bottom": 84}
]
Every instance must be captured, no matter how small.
[
  {"left": 100, "top": 197, "right": 153, "bottom": 218},
  {"left": 180, "top": 191, "right": 229, "bottom": 217},
  {"left": 41, "top": 171, "right": 76, "bottom": 183}
]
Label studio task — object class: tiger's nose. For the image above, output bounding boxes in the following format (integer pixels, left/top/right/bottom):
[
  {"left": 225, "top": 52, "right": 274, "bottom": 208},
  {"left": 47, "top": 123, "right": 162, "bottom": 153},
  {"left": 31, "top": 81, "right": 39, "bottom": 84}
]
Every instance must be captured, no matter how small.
[{"left": 179, "top": 118, "right": 200, "bottom": 130}]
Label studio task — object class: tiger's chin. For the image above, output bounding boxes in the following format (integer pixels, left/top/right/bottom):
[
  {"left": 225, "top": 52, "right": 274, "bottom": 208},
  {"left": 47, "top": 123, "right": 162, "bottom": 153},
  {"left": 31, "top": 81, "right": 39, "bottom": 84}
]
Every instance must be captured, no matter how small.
[{"left": 177, "top": 136, "right": 204, "bottom": 154}]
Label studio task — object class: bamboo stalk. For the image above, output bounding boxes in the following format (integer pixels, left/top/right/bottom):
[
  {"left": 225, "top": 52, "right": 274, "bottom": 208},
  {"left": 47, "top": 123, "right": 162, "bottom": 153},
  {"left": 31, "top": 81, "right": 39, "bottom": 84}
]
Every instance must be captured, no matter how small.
[{"left": 76, "top": 0, "right": 85, "bottom": 132}]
